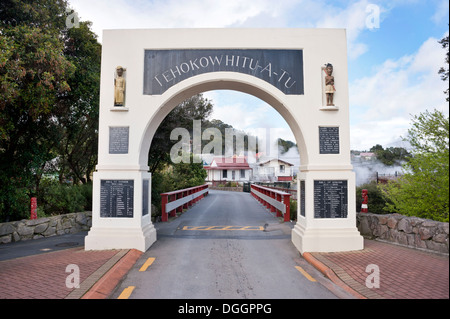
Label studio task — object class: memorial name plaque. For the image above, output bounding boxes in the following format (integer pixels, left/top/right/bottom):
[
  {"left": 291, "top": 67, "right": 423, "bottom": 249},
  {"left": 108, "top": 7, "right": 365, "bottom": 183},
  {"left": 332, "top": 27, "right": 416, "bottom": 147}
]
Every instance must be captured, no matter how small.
[
  {"left": 142, "top": 179, "right": 149, "bottom": 216},
  {"left": 100, "top": 180, "right": 134, "bottom": 218},
  {"left": 109, "top": 126, "right": 129, "bottom": 154},
  {"left": 300, "top": 180, "right": 305, "bottom": 217},
  {"left": 144, "top": 49, "right": 304, "bottom": 95},
  {"left": 319, "top": 126, "right": 340, "bottom": 154},
  {"left": 314, "top": 180, "right": 348, "bottom": 218}
]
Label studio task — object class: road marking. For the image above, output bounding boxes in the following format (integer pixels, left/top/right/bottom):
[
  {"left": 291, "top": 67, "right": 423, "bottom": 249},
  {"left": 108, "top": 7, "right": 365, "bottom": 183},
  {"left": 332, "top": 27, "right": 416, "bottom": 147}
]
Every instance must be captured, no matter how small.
[
  {"left": 295, "top": 266, "right": 317, "bottom": 282},
  {"left": 182, "top": 225, "right": 264, "bottom": 231},
  {"left": 117, "top": 286, "right": 135, "bottom": 299},
  {"left": 139, "top": 257, "right": 155, "bottom": 272}
]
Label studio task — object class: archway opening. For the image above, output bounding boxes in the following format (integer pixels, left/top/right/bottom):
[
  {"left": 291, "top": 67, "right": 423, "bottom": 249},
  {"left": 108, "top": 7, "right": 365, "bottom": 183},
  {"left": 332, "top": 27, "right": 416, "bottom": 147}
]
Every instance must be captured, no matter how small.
[
  {"left": 147, "top": 88, "right": 302, "bottom": 223},
  {"left": 139, "top": 74, "right": 306, "bottom": 225}
]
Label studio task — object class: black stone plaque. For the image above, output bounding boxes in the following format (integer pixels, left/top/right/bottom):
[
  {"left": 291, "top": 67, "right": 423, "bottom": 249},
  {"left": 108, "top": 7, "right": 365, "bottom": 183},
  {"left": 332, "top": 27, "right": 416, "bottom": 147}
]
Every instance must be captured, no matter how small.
[
  {"left": 314, "top": 180, "right": 348, "bottom": 218},
  {"left": 300, "top": 180, "right": 306, "bottom": 217},
  {"left": 144, "top": 49, "right": 304, "bottom": 95},
  {"left": 142, "top": 179, "right": 149, "bottom": 216},
  {"left": 100, "top": 180, "right": 134, "bottom": 218},
  {"left": 319, "top": 127, "right": 340, "bottom": 154},
  {"left": 109, "top": 127, "right": 129, "bottom": 154}
]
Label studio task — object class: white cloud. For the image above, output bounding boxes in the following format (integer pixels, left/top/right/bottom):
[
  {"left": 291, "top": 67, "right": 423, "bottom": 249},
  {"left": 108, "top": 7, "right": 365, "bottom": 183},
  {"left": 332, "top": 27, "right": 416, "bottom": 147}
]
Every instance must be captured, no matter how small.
[
  {"left": 349, "top": 35, "right": 449, "bottom": 150},
  {"left": 350, "top": 117, "right": 411, "bottom": 151},
  {"left": 69, "top": 0, "right": 297, "bottom": 41},
  {"left": 205, "top": 91, "right": 282, "bottom": 130},
  {"left": 69, "top": 0, "right": 382, "bottom": 59},
  {"left": 431, "top": 0, "right": 449, "bottom": 24}
]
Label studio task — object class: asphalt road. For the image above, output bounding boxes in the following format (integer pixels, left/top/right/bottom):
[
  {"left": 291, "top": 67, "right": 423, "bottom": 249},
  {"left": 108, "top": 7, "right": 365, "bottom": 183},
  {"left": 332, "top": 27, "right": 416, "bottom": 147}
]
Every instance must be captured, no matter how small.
[
  {"left": 0, "top": 230, "right": 87, "bottom": 262},
  {"left": 110, "top": 190, "right": 354, "bottom": 299}
]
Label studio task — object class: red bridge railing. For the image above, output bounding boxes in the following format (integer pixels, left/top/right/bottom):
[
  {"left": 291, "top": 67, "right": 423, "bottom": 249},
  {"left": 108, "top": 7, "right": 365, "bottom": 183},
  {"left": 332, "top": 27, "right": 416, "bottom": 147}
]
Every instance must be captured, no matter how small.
[
  {"left": 160, "top": 184, "right": 209, "bottom": 222},
  {"left": 250, "top": 184, "right": 291, "bottom": 222}
]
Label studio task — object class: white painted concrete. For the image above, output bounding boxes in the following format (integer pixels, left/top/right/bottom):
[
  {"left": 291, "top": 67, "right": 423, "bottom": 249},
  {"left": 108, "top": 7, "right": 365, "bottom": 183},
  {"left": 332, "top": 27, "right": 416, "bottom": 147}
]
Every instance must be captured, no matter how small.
[{"left": 85, "top": 28, "right": 363, "bottom": 253}]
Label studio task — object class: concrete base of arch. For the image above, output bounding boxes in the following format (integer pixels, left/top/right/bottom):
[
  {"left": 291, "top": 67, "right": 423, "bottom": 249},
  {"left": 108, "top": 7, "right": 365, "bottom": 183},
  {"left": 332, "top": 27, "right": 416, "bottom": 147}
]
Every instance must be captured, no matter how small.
[
  {"left": 85, "top": 223, "right": 156, "bottom": 252},
  {"left": 292, "top": 224, "right": 364, "bottom": 254},
  {"left": 85, "top": 170, "right": 157, "bottom": 252},
  {"left": 292, "top": 169, "right": 364, "bottom": 254}
]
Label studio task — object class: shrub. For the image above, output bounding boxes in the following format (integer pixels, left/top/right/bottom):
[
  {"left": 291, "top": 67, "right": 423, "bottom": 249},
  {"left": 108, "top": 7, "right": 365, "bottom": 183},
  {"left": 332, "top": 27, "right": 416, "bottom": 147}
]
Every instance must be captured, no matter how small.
[
  {"left": 356, "top": 181, "right": 393, "bottom": 214},
  {"left": 38, "top": 179, "right": 86, "bottom": 215},
  {"left": 290, "top": 199, "right": 297, "bottom": 221},
  {"left": 0, "top": 187, "right": 30, "bottom": 222}
]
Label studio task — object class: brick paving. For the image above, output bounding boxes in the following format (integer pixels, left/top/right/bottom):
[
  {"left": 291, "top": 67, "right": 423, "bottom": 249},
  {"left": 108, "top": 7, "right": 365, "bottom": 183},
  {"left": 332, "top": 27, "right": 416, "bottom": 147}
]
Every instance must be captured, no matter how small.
[
  {"left": 310, "top": 239, "right": 449, "bottom": 299},
  {"left": 0, "top": 247, "right": 122, "bottom": 299},
  {"left": 1, "top": 237, "right": 448, "bottom": 299}
]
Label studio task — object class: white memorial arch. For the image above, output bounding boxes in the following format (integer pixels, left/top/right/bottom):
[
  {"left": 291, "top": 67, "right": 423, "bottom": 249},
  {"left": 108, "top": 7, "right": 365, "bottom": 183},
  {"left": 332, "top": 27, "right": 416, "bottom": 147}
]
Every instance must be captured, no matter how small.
[{"left": 85, "top": 28, "right": 364, "bottom": 254}]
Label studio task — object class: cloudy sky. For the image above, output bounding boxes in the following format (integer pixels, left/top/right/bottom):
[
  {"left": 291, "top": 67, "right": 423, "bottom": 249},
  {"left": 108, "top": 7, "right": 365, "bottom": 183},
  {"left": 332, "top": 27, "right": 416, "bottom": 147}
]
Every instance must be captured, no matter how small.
[{"left": 69, "top": 0, "right": 449, "bottom": 152}]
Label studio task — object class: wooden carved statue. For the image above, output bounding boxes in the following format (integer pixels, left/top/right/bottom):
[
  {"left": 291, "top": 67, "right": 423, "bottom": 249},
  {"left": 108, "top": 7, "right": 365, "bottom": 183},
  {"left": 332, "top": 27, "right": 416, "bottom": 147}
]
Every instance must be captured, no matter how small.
[
  {"left": 114, "top": 66, "right": 126, "bottom": 106},
  {"left": 323, "top": 63, "right": 335, "bottom": 106}
]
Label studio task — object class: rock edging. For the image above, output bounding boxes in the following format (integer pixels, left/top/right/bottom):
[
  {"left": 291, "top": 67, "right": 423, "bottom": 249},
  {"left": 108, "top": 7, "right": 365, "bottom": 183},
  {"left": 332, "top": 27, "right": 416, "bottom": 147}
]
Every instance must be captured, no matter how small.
[
  {"left": 0, "top": 211, "right": 92, "bottom": 244},
  {"left": 357, "top": 212, "right": 449, "bottom": 254}
]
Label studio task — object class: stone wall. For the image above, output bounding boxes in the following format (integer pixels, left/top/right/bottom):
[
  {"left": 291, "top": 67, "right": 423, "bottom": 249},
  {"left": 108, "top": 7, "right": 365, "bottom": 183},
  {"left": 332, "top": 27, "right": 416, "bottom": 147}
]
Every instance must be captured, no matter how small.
[
  {"left": 0, "top": 212, "right": 92, "bottom": 244},
  {"left": 357, "top": 213, "right": 449, "bottom": 254}
]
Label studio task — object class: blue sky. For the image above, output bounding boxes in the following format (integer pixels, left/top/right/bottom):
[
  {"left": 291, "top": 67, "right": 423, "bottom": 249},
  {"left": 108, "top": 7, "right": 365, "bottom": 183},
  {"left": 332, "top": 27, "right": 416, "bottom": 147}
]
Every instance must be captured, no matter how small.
[{"left": 70, "top": 0, "right": 449, "bottom": 151}]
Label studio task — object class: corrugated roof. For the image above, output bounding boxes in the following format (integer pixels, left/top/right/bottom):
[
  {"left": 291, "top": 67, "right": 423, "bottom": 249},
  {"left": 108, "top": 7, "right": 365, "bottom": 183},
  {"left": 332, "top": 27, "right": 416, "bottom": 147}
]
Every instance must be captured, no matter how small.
[{"left": 209, "top": 156, "right": 250, "bottom": 169}]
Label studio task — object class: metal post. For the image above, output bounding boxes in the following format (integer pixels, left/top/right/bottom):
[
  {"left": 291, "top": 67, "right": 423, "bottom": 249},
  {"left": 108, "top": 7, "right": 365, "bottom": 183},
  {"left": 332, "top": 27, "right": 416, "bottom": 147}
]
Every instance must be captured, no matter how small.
[
  {"left": 30, "top": 197, "right": 37, "bottom": 220},
  {"left": 283, "top": 194, "right": 291, "bottom": 222},
  {"left": 161, "top": 194, "right": 168, "bottom": 222}
]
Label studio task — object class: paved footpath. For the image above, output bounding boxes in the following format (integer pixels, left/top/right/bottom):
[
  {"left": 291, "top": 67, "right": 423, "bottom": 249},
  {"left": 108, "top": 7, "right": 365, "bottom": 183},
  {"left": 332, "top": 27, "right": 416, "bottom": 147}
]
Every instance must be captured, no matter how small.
[
  {"left": 0, "top": 247, "right": 128, "bottom": 299},
  {"left": 305, "top": 239, "right": 449, "bottom": 299},
  {"left": 0, "top": 234, "right": 448, "bottom": 299}
]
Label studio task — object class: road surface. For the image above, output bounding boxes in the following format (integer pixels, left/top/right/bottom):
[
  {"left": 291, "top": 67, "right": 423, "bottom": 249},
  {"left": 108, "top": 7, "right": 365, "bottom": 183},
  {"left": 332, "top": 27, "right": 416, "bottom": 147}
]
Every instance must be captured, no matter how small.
[{"left": 111, "top": 189, "right": 354, "bottom": 299}]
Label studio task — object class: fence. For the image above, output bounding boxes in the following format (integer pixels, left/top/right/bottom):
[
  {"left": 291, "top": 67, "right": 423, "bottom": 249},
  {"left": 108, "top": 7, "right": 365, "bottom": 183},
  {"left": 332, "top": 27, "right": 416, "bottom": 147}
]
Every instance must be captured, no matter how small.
[
  {"left": 160, "top": 185, "right": 209, "bottom": 222},
  {"left": 250, "top": 184, "right": 291, "bottom": 222},
  {"left": 253, "top": 182, "right": 297, "bottom": 200}
]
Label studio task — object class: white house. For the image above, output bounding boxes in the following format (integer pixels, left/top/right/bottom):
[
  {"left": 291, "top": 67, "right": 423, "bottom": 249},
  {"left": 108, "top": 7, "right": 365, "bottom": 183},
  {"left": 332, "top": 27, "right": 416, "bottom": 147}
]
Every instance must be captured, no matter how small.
[
  {"left": 204, "top": 156, "right": 252, "bottom": 185},
  {"left": 253, "top": 158, "right": 294, "bottom": 182}
]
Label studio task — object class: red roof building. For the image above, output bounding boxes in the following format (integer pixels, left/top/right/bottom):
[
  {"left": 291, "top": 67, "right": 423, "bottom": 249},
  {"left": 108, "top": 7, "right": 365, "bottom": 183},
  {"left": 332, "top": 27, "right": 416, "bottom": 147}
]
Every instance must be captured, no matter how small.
[{"left": 204, "top": 156, "right": 252, "bottom": 184}]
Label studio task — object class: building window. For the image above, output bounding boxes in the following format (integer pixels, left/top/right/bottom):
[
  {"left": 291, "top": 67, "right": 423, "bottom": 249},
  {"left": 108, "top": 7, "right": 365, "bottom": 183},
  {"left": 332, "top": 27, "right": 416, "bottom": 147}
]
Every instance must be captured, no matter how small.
[
  {"left": 280, "top": 165, "right": 285, "bottom": 173},
  {"left": 240, "top": 169, "right": 245, "bottom": 178},
  {"left": 223, "top": 170, "right": 227, "bottom": 178},
  {"left": 232, "top": 170, "right": 236, "bottom": 180}
]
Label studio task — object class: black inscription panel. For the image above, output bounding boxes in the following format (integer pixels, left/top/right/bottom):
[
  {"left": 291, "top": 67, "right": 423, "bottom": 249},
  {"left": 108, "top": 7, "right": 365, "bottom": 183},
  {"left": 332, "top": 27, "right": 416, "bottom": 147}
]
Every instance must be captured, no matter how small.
[
  {"left": 300, "top": 180, "right": 306, "bottom": 217},
  {"left": 100, "top": 180, "right": 134, "bottom": 218},
  {"left": 314, "top": 180, "right": 348, "bottom": 218},
  {"left": 319, "top": 127, "right": 340, "bottom": 154},
  {"left": 144, "top": 49, "right": 304, "bottom": 95},
  {"left": 109, "top": 127, "right": 129, "bottom": 154},
  {"left": 142, "top": 179, "right": 149, "bottom": 216}
]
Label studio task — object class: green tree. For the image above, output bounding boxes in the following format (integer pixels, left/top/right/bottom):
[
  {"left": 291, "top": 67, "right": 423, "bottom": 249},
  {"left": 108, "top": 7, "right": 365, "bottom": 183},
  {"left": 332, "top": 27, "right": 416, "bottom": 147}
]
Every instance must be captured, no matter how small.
[
  {"left": 0, "top": 0, "right": 100, "bottom": 221},
  {"left": 369, "top": 144, "right": 384, "bottom": 153},
  {"left": 369, "top": 144, "right": 410, "bottom": 166},
  {"left": 438, "top": 33, "right": 449, "bottom": 101},
  {"left": 0, "top": 24, "right": 74, "bottom": 220},
  {"left": 151, "top": 157, "right": 207, "bottom": 217},
  {"left": 278, "top": 138, "right": 296, "bottom": 154},
  {"left": 171, "top": 155, "right": 207, "bottom": 190},
  {"left": 55, "top": 21, "right": 101, "bottom": 184},
  {"left": 148, "top": 94, "right": 213, "bottom": 173},
  {"left": 380, "top": 110, "right": 449, "bottom": 222}
]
